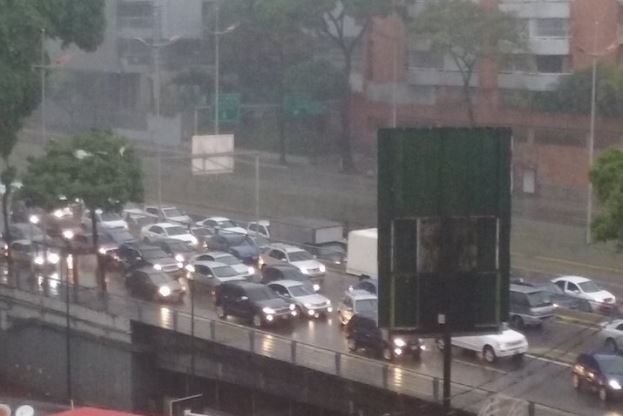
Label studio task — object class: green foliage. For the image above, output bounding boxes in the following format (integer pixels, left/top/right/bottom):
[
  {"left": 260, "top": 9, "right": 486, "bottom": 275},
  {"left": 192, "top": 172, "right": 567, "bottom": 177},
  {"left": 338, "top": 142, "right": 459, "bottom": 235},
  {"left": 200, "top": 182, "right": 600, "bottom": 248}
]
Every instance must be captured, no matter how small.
[
  {"left": 21, "top": 129, "right": 144, "bottom": 212},
  {"left": 284, "top": 59, "right": 346, "bottom": 100},
  {"left": 532, "top": 64, "right": 623, "bottom": 117},
  {"left": 590, "top": 148, "right": 623, "bottom": 247}
]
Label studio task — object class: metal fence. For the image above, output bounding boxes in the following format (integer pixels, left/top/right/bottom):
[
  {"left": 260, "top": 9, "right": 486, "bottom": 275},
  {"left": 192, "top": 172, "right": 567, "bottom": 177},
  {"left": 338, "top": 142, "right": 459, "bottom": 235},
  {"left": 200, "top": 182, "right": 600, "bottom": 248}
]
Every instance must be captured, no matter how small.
[{"left": 0, "top": 276, "right": 578, "bottom": 416}]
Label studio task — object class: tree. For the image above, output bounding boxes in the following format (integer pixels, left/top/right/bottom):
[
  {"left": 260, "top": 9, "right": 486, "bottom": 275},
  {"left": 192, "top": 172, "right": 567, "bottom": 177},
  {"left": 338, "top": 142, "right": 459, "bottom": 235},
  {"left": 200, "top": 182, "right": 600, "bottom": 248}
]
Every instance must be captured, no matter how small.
[
  {"left": 0, "top": 0, "right": 105, "bottom": 274},
  {"left": 21, "top": 129, "right": 144, "bottom": 290},
  {"left": 411, "top": 0, "right": 525, "bottom": 124},
  {"left": 589, "top": 148, "right": 623, "bottom": 247},
  {"left": 296, "top": 0, "right": 391, "bottom": 172}
]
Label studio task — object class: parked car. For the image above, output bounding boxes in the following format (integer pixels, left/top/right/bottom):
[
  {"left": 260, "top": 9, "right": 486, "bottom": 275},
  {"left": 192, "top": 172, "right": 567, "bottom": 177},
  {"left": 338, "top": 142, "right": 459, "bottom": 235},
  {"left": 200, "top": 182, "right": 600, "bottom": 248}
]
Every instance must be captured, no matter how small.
[
  {"left": 206, "top": 232, "right": 260, "bottom": 265},
  {"left": 116, "top": 242, "right": 182, "bottom": 274},
  {"left": 192, "top": 251, "right": 255, "bottom": 277},
  {"left": 267, "top": 280, "right": 332, "bottom": 318},
  {"left": 196, "top": 216, "right": 247, "bottom": 236},
  {"left": 572, "top": 352, "right": 623, "bottom": 401},
  {"left": 345, "top": 313, "right": 423, "bottom": 361},
  {"left": 153, "top": 238, "right": 198, "bottom": 263},
  {"left": 509, "top": 283, "right": 556, "bottom": 329},
  {"left": 125, "top": 267, "right": 185, "bottom": 303},
  {"left": 260, "top": 264, "right": 319, "bottom": 292},
  {"left": 349, "top": 276, "right": 378, "bottom": 295},
  {"left": 215, "top": 281, "right": 298, "bottom": 327},
  {"left": 81, "top": 209, "right": 128, "bottom": 230},
  {"left": 260, "top": 243, "right": 326, "bottom": 281},
  {"left": 141, "top": 222, "right": 198, "bottom": 247},
  {"left": 336, "top": 290, "right": 378, "bottom": 326},
  {"left": 144, "top": 205, "right": 192, "bottom": 225},
  {"left": 552, "top": 276, "right": 616, "bottom": 313},
  {"left": 598, "top": 320, "right": 623, "bottom": 353},
  {"left": 437, "top": 326, "right": 528, "bottom": 363},
  {"left": 189, "top": 260, "right": 248, "bottom": 295}
]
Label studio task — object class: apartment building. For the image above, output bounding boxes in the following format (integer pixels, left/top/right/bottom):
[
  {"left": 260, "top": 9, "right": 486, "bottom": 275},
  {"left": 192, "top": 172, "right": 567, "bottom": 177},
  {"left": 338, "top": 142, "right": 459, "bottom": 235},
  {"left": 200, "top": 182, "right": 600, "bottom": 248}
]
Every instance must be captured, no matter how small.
[{"left": 354, "top": 0, "right": 623, "bottom": 214}]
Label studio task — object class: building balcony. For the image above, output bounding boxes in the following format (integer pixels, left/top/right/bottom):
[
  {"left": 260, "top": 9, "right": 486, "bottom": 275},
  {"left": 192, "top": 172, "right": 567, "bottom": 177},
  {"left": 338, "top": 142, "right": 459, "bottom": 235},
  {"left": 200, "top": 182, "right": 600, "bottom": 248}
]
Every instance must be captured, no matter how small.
[
  {"left": 497, "top": 71, "right": 568, "bottom": 91},
  {"left": 528, "top": 38, "right": 570, "bottom": 55},
  {"left": 408, "top": 68, "right": 478, "bottom": 88}
]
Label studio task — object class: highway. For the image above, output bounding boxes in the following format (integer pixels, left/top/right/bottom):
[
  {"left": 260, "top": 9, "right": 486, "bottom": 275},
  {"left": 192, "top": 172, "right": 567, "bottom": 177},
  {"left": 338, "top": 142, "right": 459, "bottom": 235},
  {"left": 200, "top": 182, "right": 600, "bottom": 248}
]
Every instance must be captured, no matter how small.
[{"left": 7, "top": 255, "right": 619, "bottom": 416}]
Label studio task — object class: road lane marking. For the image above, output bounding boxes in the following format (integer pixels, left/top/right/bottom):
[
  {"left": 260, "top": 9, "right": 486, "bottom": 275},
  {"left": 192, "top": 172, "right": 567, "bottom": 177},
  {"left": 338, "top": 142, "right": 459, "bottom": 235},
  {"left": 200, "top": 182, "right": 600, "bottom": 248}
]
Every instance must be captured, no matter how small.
[
  {"left": 453, "top": 358, "right": 507, "bottom": 374},
  {"left": 512, "top": 251, "right": 623, "bottom": 276},
  {"left": 526, "top": 354, "right": 571, "bottom": 367}
]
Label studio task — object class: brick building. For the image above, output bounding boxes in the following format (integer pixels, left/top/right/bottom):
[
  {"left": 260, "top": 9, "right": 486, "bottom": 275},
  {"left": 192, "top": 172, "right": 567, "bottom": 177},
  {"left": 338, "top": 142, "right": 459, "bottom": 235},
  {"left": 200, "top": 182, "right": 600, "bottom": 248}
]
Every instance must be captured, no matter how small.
[{"left": 353, "top": 0, "right": 623, "bottom": 218}]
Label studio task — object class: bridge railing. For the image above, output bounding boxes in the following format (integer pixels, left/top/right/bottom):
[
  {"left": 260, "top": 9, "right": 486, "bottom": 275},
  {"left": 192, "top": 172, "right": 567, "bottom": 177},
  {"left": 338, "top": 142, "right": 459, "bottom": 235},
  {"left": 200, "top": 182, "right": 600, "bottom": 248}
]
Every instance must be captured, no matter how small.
[{"left": 0, "top": 275, "right": 575, "bottom": 416}]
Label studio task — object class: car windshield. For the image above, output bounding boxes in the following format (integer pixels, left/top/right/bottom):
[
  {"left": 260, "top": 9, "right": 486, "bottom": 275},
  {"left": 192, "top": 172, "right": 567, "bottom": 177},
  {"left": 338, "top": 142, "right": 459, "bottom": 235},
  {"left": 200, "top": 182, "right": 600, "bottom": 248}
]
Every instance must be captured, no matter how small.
[
  {"left": 526, "top": 291, "right": 552, "bottom": 307},
  {"left": 141, "top": 247, "right": 168, "bottom": 259},
  {"left": 281, "top": 269, "right": 306, "bottom": 281},
  {"left": 163, "top": 208, "right": 183, "bottom": 217},
  {"left": 214, "top": 255, "right": 239, "bottom": 266},
  {"left": 167, "top": 241, "right": 193, "bottom": 252},
  {"left": 192, "top": 228, "right": 212, "bottom": 236},
  {"left": 100, "top": 212, "right": 122, "bottom": 221},
  {"left": 540, "top": 282, "right": 564, "bottom": 295},
  {"left": 165, "top": 226, "right": 188, "bottom": 236},
  {"left": 217, "top": 220, "right": 237, "bottom": 228},
  {"left": 213, "top": 265, "right": 238, "bottom": 277},
  {"left": 106, "top": 229, "right": 134, "bottom": 243},
  {"left": 224, "top": 234, "right": 255, "bottom": 246},
  {"left": 289, "top": 285, "right": 313, "bottom": 297},
  {"left": 288, "top": 250, "right": 313, "bottom": 261},
  {"left": 355, "top": 299, "right": 378, "bottom": 314},
  {"left": 248, "top": 286, "right": 278, "bottom": 301},
  {"left": 579, "top": 281, "right": 600, "bottom": 293},
  {"left": 149, "top": 272, "right": 173, "bottom": 285},
  {"left": 597, "top": 355, "right": 623, "bottom": 374}
]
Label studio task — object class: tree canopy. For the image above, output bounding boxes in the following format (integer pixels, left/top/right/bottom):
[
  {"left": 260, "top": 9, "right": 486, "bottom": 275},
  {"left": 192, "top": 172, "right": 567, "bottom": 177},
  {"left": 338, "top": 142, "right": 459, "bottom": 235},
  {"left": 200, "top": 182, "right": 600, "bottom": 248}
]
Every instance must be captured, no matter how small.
[
  {"left": 411, "top": 0, "right": 525, "bottom": 123},
  {"left": 590, "top": 147, "right": 623, "bottom": 247}
]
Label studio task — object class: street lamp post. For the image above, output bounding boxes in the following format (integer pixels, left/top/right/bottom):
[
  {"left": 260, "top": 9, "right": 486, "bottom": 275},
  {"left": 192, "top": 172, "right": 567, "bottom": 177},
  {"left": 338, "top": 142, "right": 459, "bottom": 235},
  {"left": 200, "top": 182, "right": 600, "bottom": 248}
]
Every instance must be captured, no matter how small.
[{"left": 40, "top": 28, "right": 46, "bottom": 143}]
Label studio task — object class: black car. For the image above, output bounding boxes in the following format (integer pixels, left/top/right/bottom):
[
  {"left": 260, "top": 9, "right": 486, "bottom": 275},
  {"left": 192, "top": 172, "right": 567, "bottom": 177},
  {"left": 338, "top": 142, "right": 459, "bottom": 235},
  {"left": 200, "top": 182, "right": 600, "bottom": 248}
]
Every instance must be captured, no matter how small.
[
  {"left": 153, "top": 238, "right": 198, "bottom": 263},
  {"left": 215, "top": 281, "right": 297, "bottom": 327},
  {"left": 125, "top": 267, "right": 185, "bottom": 303},
  {"left": 345, "top": 313, "right": 423, "bottom": 361},
  {"left": 116, "top": 242, "right": 182, "bottom": 274},
  {"left": 206, "top": 232, "right": 260, "bottom": 265},
  {"left": 260, "top": 264, "right": 319, "bottom": 292},
  {"left": 572, "top": 352, "right": 623, "bottom": 401}
]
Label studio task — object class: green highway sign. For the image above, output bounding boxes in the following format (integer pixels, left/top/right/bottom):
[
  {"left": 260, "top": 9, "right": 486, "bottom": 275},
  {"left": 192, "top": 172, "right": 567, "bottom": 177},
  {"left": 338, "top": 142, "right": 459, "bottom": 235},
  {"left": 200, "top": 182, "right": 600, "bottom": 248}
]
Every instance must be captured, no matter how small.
[
  {"left": 215, "top": 93, "right": 240, "bottom": 124},
  {"left": 283, "top": 94, "right": 326, "bottom": 119}
]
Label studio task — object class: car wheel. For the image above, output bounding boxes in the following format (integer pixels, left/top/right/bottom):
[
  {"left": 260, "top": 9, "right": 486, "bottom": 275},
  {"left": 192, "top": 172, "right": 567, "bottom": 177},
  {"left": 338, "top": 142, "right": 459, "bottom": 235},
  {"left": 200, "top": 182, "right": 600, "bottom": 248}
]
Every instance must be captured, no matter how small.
[
  {"left": 347, "top": 337, "right": 357, "bottom": 352},
  {"left": 382, "top": 346, "right": 393, "bottom": 361},
  {"left": 482, "top": 345, "right": 497, "bottom": 363},
  {"left": 216, "top": 305, "right": 226, "bottom": 319},
  {"left": 572, "top": 374, "right": 582, "bottom": 390},
  {"left": 436, "top": 338, "right": 445, "bottom": 351},
  {"left": 510, "top": 315, "right": 524, "bottom": 330},
  {"left": 606, "top": 338, "right": 618, "bottom": 353},
  {"left": 252, "top": 314, "right": 263, "bottom": 328},
  {"left": 599, "top": 386, "right": 608, "bottom": 402}
]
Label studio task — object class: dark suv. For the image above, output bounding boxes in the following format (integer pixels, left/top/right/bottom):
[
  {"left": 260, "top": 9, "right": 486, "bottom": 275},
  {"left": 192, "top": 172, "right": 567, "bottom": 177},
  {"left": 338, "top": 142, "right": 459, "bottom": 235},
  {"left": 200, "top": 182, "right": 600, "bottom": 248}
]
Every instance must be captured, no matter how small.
[
  {"left": 215, "top": 281, "right": 297, "bottom": 327},
  {"left": 345, "top": 313, "right": 423, "bottom": 361},
  {"left": 116, "top": 242, "right": 182, "bottom": 274}
]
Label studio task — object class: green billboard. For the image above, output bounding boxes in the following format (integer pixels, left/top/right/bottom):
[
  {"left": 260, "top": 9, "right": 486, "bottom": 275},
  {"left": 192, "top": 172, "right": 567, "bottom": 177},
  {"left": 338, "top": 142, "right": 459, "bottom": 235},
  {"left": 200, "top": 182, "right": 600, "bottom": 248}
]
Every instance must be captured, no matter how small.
[{"left": 378, "top": 128, "right": 511, "bottom": 334}]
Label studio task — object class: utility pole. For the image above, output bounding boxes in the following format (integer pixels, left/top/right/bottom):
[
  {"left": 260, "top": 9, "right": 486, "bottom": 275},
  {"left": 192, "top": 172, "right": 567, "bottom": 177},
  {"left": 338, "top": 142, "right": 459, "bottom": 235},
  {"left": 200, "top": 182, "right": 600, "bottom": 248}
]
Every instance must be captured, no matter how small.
[{"left": 40, "top": 28, "right": 46, "bottom": 143}]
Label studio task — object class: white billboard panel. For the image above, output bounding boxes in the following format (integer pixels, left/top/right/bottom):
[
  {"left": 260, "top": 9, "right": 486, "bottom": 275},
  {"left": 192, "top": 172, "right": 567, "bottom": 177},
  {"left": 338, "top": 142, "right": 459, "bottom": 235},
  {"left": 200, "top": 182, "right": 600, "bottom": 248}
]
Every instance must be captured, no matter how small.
[{"left": 191, "top": 134, "right": 234, "bottom": 175}]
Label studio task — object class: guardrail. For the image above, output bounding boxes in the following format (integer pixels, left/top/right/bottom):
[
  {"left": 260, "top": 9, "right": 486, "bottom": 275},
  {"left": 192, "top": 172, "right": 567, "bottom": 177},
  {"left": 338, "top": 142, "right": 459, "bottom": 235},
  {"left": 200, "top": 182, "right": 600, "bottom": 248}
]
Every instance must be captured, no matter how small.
[{"left": 0, "top": 275, "right": 581, "bottom": 416}]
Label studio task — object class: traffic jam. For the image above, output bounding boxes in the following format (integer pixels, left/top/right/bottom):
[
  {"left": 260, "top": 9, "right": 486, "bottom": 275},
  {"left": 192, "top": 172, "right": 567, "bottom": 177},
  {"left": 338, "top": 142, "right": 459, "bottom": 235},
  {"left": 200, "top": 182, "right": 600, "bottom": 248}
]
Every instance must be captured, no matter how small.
[{"left": 4, "top": 201, "right": 623, "bottom": 404}]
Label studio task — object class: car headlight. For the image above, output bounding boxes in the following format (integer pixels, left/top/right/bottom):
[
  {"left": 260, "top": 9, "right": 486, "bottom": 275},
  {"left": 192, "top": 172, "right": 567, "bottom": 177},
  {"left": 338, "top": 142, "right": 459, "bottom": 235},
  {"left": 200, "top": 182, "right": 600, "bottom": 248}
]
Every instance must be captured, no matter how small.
[
  {"left": 34, "top": 255, "right": 44, "bottom": 265},
  {"left": 98, "top": 247, "right": 107, "bottom": 255},
  {"left": 610, "top": 379, "right": 622, "bottom": 390},
  {"left": 190, "top": 237, "right": 198, "bottom": 246},
  {"left": 393, "top": 338, "right": 407, "bottom": 347},
  {"left": 53, "top": 209, "right": 63, "bottom": 218},
  {"left": 47, "top": 253, "right": 60, "bottom": 264},
  {"left": 175, "top": 254, "right": 184, "bottom": 262},
  {"left": 262, "top": 307, "right": 275, "bottom": 315},
  {"left": 62, "top": 230, "right": 74, "bottom": 240},
  {"left": 313, "top": 283, "right": 320, "bottom": 292},
  {"left": 176, "top": 262, "right": 184, "bottom": 268},
  {"left": 185, "top": 264, "right": 195, "bottom": 273},
  {"left": 158, "top": 286, "right": 171, "bottom": 297},
  {"left": 319, "top": 264, "right": 326, "bottom": 273},
  {"left": 289, "top": 303, "right": 296, "bottom": 311},
  {"left": 123, "top": 224, "right": 129, "bottom": 230},
  {"left": 247, "top": 266, "right": 255, "bottom": 275},
  {"left": 327, "top": 299, "right": 331, "bottom": 305},
  {"left": 300, "top": 268, "right": 310, "bottom": 275},
  {"left": 153, "top": 263, "right": 163, "bottom": 271},
  {"left": 304, "top": 303, "right": 312, "bottom": 309}
]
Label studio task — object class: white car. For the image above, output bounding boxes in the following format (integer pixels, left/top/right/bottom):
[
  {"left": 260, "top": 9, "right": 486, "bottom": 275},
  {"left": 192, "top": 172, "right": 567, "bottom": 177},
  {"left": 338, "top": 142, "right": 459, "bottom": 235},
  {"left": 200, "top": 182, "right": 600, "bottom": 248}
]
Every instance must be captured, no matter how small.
[
  {"left": 268, "top": 279, "right": 332, "bottom": 319},
  {"left": 337, "top": 290, "right": 378, "bottom": 326},
  {"left": 551, "top": 276, "right": 616, "bottom": 312},
  {"left": 82, "top": 209, "right": 128, "bottom": 230},
  {"left": 196, "top": 216, "right": 247, "bottom": 236},
  {"left": 261, "top": 243, "right": 326, "bottom": 278},
  {"left": 141, "top": 222, "right": 198, "bottom": 246},
  {"left": 598, "top": 319, "right": 623, "bottom": 352},
  {"left": 191, "top": 251, "right": 255, "bottom": 277},
  {"left": 439, "top": 327, "right": 528, "bottom": 363},
  {"left": 144, "top": 205, "right": 192, "bottom": 225}
]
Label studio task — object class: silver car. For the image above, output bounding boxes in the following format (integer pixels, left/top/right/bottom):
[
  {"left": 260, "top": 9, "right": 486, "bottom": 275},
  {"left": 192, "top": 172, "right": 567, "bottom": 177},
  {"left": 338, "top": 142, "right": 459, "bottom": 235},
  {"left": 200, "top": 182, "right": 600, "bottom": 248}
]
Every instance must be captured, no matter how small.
[{"left": 268, "top": 279, "right": 332, "bottom": 319}]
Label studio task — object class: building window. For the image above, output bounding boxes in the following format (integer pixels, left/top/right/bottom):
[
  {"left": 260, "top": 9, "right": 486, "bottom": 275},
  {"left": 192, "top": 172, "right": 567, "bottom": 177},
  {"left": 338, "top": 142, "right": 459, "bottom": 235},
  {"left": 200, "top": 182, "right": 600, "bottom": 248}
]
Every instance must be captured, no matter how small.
[
  {"left": 409, "top": 50, "right": 443, "bottom": 69},
  {"left": 117, "top": 1, "right": 153, "bottom": 29},
  {"left": 535, "top": 55, "right": 569, "bottom": 73},
  {"left": 522, "top": 169, "right": 536, "bottom": 194},
  {"left": 501, "top": 54, "right": 534, "bottom": 72},
  {"left": 534, "top": 18, "right": 569, "bottom": 38}
]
